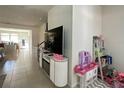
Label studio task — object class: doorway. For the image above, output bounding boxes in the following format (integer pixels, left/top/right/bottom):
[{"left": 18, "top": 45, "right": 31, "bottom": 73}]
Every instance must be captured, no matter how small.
[{"left": 0, "top": 27, "right": 32, "bottom": 52}]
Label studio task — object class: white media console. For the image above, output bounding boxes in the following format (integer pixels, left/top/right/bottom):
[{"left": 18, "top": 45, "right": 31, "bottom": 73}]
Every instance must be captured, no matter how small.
[{"left": 39, "top": 50, "right": 68, "bottom": 87}]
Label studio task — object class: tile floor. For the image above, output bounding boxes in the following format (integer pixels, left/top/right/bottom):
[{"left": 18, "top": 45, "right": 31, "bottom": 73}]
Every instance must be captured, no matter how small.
[{"left": 0, "top": 48, "right": 55, "bottom": 88}]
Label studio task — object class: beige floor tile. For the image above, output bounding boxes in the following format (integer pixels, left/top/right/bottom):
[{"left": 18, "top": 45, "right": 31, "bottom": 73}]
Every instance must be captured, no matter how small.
[
  {"left": 10, "top": 78, "right": 29, "bottom": 88},
  {"left": 2, "top": 80, "right": 11, "bottom": 88},
  {"left": 2, "top": 49, "right": 56, "bottom": 88},
  {"left": 12, "top": 72, "right": 27, "bottom": 81}
]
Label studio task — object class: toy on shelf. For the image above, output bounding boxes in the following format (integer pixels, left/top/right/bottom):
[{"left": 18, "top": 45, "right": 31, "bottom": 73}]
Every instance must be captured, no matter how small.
[
  {"left": 103, "top": 66, "right": 124, "bottom": 88},
  {"left": 79, "top": 51, "right": 91, "bottom": 69},
  {"left": 113, "top": 72, "right": 124, "bottom": 88},
  {"left": 103, "top": 67, "right": 117, "bottom": 84},
  {"left": 74, "top": 51, "right": 98, "bottom": 87},
  {"left": 53, "top": 53, "right": 64, "bottom": 61}
]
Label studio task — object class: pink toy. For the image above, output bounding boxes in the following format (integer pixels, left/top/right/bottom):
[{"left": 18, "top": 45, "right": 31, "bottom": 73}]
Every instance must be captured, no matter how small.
[
  {"left": 74, "top": 51, "right": 98, "bottom": 76},
  {"left": 74, "top": 62, "right": 98, "bottom": 76},
  {"left": 119, "top": 72, "right": 124, "bottom": 78},
  {"left": 104, "top": 72, "right": 124, "bottom": 88},
  {"left": 53, "top": 53, "right": 64, "bottom": 61},
  {"left": 113, "top": 74, "right": 124, "bottom": 88},
  {"left": 79, "top": 51, "right": 91, "bottom": 69}
]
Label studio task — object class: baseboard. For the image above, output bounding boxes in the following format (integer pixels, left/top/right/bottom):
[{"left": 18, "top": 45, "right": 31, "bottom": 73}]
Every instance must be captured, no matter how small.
[{"left": 68, "top": 82, "right": 78, "bottom": 88}]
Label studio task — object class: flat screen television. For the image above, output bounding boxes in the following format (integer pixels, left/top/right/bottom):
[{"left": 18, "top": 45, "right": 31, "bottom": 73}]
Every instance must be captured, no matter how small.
[{"left": 44, "top": 26, "right": 63, "bottom": 54}]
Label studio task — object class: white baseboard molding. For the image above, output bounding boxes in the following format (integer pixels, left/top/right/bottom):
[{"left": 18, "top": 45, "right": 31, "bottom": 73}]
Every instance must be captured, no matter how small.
[{"left": 68, "top": 82, "right": 78, "bottom": 88}]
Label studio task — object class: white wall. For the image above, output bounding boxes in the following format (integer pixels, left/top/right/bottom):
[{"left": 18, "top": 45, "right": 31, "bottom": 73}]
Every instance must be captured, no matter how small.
[
  {"left": 39, "top": 23, "right": 46, "bottom": 44},
  {"left": 71, "top": 5, "right": 102, "bottom": 87},
  {"left": 48, "top": 5, "right": 102, "bottom": 87},
  {"left": 102, "top": 6, "right": 124, "bottom": 72},
  {"left": 48, "top": 5, "right": 73, "bottom": 86}
]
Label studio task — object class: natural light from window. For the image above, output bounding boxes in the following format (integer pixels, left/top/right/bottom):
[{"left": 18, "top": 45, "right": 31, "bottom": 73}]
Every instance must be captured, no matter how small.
[{"left": 0, "top": 33, "right": 19, "bottom": 43}]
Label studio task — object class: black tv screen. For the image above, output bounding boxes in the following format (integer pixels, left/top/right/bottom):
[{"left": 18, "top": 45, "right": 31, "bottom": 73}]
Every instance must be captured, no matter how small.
[{"left": 44, "top": 26, "right": 63, "bottom": 54}]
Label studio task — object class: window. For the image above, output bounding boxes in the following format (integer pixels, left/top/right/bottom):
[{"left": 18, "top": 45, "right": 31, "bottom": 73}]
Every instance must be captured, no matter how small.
[
  {"left": 0, "top": 33, "right": 19, "bottom": 43},
  {"left": 1, "top": 33, "right": 10, "bottom": 42},
  {"left": 10, "top": 33, "right": 18, "bottom": 43}
]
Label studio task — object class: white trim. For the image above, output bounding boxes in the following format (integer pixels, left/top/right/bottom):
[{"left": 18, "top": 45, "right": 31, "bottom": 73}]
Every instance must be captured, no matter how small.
[
  {"left": 68, "top": 82, "right": 78, "bottom": 88},
  {"left": 0, "top": 27, "right": 31, "bottom": 32}
]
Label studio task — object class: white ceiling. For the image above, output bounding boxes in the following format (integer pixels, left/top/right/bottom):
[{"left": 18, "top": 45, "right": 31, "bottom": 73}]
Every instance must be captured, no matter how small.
[{"left": 0, "top": 5, "right": 54, "bottom": 27}]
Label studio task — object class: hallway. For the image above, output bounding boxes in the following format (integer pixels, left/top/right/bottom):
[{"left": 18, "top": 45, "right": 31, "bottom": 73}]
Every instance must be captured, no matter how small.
[{"left": 1, "top": 48, "right": 55, "bottom": 88}]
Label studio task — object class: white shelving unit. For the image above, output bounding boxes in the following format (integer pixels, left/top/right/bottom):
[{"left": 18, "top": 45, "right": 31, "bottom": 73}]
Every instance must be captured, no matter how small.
[{"left": 93, "top": 36, "right": 105, "bottom": 80}]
